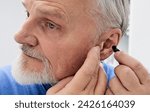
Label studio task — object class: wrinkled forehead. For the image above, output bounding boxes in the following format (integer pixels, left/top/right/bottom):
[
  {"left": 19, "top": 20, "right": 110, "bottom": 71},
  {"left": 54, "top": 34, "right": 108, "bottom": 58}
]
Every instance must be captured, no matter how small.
[{"left": 22, "top": 0, "right": 97, "bottom": 11}]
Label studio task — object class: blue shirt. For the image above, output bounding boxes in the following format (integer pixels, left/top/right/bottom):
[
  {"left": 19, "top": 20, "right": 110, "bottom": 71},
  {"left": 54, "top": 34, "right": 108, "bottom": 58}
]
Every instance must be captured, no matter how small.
[{"left": 0, "top": 63, "right": 115, "bottom": 95}]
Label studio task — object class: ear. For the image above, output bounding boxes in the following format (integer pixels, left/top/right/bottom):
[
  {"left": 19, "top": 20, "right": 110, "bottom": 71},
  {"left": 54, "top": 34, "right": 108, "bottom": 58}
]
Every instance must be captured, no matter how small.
[{"left": 99, "top": 28, "right": 122, "bottom": 60}]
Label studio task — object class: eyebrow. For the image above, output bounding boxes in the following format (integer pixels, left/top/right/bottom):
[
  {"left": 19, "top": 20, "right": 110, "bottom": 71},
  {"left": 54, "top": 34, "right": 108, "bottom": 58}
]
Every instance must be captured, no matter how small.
[
  {"left": 22, "top": 1, "right": 67, "bottom": 22},
  {"left": 37, "top": 7, "right": 66, "bottom": 21}
]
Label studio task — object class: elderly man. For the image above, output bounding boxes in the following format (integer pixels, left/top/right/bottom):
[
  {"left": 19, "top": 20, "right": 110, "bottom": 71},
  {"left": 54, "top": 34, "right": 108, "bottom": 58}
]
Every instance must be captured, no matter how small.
[{"left": 0, "top": 0, "right": 150, "bottom": 95}]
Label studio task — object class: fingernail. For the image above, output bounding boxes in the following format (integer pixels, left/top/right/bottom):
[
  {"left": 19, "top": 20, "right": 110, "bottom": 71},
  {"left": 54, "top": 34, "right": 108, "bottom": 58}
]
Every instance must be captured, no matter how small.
[
  {"left": 112, "top": 46, "right": 120, "bottom": 52},
  {"left": 99, "top": 62, "right": 104, "bottom": 69}
]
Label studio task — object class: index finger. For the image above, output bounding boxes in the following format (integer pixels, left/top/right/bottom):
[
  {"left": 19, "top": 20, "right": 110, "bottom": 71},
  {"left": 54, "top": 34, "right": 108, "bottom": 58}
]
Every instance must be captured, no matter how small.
[
  {"left": 114, "top": 51, "right": 149, "bottom": 84},
  {"left": 66, "top": 46, "right": 100, "bottom": 92}
]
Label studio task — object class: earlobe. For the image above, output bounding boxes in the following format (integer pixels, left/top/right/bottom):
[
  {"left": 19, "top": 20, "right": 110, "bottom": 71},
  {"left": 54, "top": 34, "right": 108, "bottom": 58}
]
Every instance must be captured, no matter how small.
[{"left": 100, "top": 28, "right": 122, "bottom": 60}]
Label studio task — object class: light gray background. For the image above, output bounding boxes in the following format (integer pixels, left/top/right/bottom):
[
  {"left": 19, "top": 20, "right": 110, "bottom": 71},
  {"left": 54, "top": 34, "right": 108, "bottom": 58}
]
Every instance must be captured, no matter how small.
[
  {"left": 0, "top": 0, "right": 25, "bottom": 67},
  {"left": 130, "top": 0, "right": 150, "bottom": 71},
  {"left": 0, "top": 0, "right": 150, "bottom": 70}
]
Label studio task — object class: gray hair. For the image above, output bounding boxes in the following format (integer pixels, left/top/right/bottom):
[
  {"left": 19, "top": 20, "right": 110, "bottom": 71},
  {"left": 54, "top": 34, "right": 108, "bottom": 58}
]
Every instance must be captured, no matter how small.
[{"left": 95, "top": 0, "right": 130, "bottom": 36}]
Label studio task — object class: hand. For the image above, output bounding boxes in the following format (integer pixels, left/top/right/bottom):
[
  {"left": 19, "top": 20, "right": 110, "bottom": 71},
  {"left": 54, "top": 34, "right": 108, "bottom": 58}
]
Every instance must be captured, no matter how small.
[
  {"left": 46, "top": 46, "right": 107, "bottom": 95},
  {"left": 106, "top": 51, "right": 150, "bottom": 95}
]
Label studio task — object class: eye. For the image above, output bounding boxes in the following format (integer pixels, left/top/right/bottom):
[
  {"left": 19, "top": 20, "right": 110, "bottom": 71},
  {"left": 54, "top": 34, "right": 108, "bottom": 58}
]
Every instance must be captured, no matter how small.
[
  {"left": 46, "top": 21, "right": 58, "bottom": 30},
  {"left": 48, "top": 23, "right": 55, "bottom": 29},
  {"left": 26, "top": 11, "right": 30, "bottom": 17}
]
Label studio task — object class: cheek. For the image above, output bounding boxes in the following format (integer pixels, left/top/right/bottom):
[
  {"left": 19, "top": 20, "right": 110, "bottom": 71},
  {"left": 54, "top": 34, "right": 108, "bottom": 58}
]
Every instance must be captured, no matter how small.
[
  {"left": 39, "top": 40, "right": 88, "bottom": 80},
  {"left": 39, "top": 41, "right": 68, "bottom": 78},
  {"left": 40, "top": 42, "right": 59, "bottom": 69},
  {"left": 39, "top": 31, "right": 95, "bottom": 80}
]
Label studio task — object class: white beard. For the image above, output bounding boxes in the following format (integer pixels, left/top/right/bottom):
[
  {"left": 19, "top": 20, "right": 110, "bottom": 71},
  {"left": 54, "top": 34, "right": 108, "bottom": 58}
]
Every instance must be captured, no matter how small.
[{"left": 11, "top": 45, "right": 58, "bottom": 85}]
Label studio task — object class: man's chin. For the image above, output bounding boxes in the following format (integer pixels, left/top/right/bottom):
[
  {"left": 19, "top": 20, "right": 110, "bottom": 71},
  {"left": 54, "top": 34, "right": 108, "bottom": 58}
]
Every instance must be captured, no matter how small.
[{"left": 11, "top": 55, "right": 58, "bottom": 85}]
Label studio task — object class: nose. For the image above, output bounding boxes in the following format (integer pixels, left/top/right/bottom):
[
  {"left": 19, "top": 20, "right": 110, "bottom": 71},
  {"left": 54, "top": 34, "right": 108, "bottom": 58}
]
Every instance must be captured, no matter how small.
[{"left": 14, "top": 20, "right": 38, "bottom": 47}]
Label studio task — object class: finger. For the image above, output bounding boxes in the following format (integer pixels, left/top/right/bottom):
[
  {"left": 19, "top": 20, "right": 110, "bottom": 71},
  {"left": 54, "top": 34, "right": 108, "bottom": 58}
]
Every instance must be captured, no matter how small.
[
  {"left": 85, "top": 68, "right": 99, "bottom": 93},
  {"left": 114, "top": 51, "right": 149, "bottom": 84},
  {"left": 109, "top": 77, "right": 128, "bottom": 95},
  {"left": 46, "top": 77, "right": 73, "bottom": 95},
  {"left": 94, "top": 63, "right": 107, "bottom": 95},
  {"left": 115, "top": 65, "right": 141, "bottom": 91},
  {"left": 67, "top": 46, "right": 100, "bottom": 91},
  {"left": 105, "top": 88, "right": 113, "bottom": 95}
]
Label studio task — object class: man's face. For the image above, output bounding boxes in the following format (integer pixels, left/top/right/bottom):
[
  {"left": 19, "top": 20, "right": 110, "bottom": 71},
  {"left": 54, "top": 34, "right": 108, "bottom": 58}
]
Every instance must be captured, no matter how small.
[{"left": 13, "top": 0, "right": 100, "bottom": 84}]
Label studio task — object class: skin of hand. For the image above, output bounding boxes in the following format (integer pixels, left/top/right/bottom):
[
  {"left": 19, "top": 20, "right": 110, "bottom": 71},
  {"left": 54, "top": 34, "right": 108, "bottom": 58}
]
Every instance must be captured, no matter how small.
[
  {"left": 106, "top": 51, "right": 150, "bottom": 95},
  {"left": 46, "top": 46, "right": 107, "bottom": 95}
]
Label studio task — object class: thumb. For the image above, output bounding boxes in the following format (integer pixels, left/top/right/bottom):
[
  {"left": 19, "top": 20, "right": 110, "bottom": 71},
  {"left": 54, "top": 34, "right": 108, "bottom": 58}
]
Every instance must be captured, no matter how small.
[{"left": 113, "top": 46, "right": 149, "bottom": 84}]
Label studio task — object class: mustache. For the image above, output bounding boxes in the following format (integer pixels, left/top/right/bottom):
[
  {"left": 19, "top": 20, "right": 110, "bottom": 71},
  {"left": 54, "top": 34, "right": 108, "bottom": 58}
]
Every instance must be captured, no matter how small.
[{"left": 20, "top": 44, "right": 46, "bottom": 61}]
